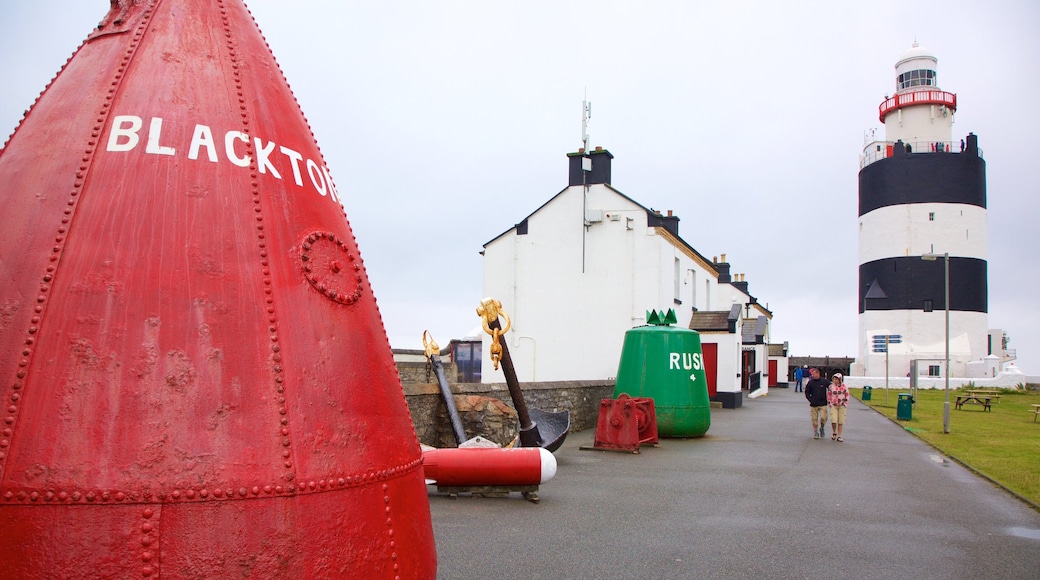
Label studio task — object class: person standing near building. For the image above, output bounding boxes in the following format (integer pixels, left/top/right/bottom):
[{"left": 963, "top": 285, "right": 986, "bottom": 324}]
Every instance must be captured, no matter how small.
[
  {"left": 828, "top": 373, "right": 850, "bottom": 442},
  {"left": 804, "top": 367, "right": 830, "bottom": 439},
  {"left": 794, "top": 366, "right": 804, "bottom": 392}
]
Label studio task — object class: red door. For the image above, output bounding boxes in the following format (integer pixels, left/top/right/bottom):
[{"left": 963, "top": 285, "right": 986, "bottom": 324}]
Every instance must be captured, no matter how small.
[
  {"left": 768, "top": 359, "right": 778, "bottom": 387},
  {"left": 702, "top": 342, "right": 718, "bottom": 397}
]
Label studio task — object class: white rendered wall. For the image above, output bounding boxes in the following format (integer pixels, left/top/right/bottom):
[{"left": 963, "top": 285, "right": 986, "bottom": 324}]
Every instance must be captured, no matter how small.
[
  {"left": 884, "top": 104, "right": 953, "bottom": 145},
  {"left": 481, "top": 184, "right": 725, "bottom": 383},
  {"left": 703, "top": 332, "right": 741, "bottom": 394},
  {"left": 858, "top": 309, "right": 989, "bottom": 377},
  {"left": 774, "top": 357, "right": 790, "bottom": 385},
  {"left": 843, "top": 370, "right": 1038, "bottom": 390},
  {"left": 859, "top": 204, "right": 987, "bottom": 263},
  {"left": 715, "top": 283, "right": 748, "bottom": 310}
]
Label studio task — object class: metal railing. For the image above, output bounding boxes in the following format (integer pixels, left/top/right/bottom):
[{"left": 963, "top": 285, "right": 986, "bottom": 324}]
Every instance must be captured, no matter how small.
[
  {"left": 859, "top": 140, "right": 984, "bottom": 169},
  {"left": 879, "top": 90, "right": 957, "bottom": 122}
]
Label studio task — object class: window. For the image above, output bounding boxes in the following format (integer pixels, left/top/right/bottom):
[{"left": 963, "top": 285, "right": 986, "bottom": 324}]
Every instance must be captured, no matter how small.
[
  {"left": 928, "top": 364, "right": 941, "bottom": 377},
  {"left": 673, "top": 258, "right": 681, "bottom": 304},
  {"left": 923, "top": 299, "right": 933, "bottom": 312},
  {"left": 453, "top": 342, "right": 482, "bottom": 383},
  {"left": 928, "top": 212, "right": 935, "bottom": 221},
  {"left": 689, "top": 270, "right": 697, "bottom": 310},
  {"left": 897, "top": 69, "right": 937, "bottom": 90}
]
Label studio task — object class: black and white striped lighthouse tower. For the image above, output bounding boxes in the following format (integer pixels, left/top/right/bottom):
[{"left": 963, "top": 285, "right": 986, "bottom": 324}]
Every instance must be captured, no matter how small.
[{"left": 856, "top": 43, "right": 988, "bottom": 378}]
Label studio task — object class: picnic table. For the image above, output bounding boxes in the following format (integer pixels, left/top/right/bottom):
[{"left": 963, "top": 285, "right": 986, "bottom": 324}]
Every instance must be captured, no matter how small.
[
  {"left": 955, "top": 394, "right": 995, "bottom": 411},
  {"left": 966, "top": 389, "right": 1001, "bottom": 403}
]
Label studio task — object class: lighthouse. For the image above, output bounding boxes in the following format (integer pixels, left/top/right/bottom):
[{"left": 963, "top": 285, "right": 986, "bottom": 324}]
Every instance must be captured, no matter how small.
[{"left": 856, "top": 43, "right": 988, "bottom": 378}]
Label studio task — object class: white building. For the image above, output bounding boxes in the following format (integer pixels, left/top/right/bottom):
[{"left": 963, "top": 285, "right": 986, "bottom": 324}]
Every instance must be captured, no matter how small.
[
  {"left": 854, "top": 43, "right": 1013, "bottom": 379},
  {"left": 480, "top": 147, "right": 783, "bottom": 408}
]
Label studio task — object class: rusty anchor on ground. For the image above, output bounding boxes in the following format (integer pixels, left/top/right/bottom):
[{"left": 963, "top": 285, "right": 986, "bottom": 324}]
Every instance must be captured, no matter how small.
[
  {"left": 477, "top": 298, "right": 570, "bottom": 452},
  {"left": 423, "top": 330, "right": 470, "bottom": 446}
]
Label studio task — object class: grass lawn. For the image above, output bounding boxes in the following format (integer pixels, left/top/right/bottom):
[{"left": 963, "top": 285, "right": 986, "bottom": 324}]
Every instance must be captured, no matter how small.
[{"left": 854, "top": 387, "right": 1040, "bottom": 507}]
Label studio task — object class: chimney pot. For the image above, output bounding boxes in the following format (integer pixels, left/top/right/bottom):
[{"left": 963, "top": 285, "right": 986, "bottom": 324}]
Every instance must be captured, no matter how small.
[
  {"left": 595, "top": 146, "right": 603, "bottom": 151},
  {"left": 721, "top": 253, "right": 727, "bottom": 263},
  {"left": 667, "top": 210, "right": 673, "bottom": 217}
]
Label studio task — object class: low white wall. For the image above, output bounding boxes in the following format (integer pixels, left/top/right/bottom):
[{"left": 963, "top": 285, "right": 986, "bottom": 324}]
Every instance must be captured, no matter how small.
[{"left": 844, "top": 371, "right": 1039, "bottom": 390}]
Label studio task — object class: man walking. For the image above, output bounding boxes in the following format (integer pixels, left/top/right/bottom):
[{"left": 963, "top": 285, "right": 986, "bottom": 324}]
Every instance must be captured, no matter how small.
[
  {"left": 794, "top": 366, "right": 804, "bottom": 392},
  {"left": 804, "top": 367, "right": 830, "bottom": 439}
]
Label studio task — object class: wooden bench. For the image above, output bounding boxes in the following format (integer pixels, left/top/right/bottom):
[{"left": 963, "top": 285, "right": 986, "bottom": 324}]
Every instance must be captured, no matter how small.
[
  {"left": 1032, "top": 404, "right": 1040, "bottom": 423},
  {"left": 955, "top": 395, "right": 992, "bottom": 411}
]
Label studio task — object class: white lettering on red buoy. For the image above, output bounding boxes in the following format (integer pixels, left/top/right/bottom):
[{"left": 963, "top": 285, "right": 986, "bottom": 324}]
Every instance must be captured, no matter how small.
[
  {"left": 107, "top": 115, "right": 142, "bottom": 152},
  {"left": 306, "top": 158, "right": 327, "bottom": 196},
  {"left": 225, "top": 131, "right": 250, "bottom": 167},
  {"left": 324, "top": 166, "right": 340, "bottom": 205},
  {"left": 188, "top": 124, "right": 218, "bottom": 162},
  {"left": 280, "top": 146, "right": 304, "bottom": 186},
  {"left": 103, "top": 114, "right": 342, "bottom": 211},
  {"left": 146, "top": 117, "right": 176, "bottom": 156},
  {"left": 254, "top": 138, "right": 281, "bottom": 178}
]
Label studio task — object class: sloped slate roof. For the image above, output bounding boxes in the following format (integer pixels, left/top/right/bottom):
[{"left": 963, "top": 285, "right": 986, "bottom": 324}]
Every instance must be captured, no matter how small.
[
  {"left": 741, "top": 319, "right": 757, "bottom": 343},
  {"left": 689, "top": 311, "right": 733, "bottom": 332},
  {"left": 741, "top": 316, "right": 769, "bottom": 344}
]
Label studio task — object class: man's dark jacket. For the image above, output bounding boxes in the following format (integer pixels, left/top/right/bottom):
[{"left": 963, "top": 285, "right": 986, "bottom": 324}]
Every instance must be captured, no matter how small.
[{"left": 805, "top": 378, "right": 829, "bottom": 407}]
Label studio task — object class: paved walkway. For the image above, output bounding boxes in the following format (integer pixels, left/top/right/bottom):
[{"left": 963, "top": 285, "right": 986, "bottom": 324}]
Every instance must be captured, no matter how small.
[{"left": 429, "top": 386, "right": 1040, "bottom": 579}]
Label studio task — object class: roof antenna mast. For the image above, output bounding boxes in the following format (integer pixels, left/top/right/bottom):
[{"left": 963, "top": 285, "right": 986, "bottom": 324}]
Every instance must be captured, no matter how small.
[
  {"left": 580, "top": 91, "right": 593, "bottom": 273},
  {"left": 582, "top": 89, "right": 591, "bottom": 152}
]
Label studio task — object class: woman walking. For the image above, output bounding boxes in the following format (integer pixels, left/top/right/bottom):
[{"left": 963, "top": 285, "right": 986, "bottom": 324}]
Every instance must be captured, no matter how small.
[{"left": 828, "top": 373, "right": 850, "bottom": 442}]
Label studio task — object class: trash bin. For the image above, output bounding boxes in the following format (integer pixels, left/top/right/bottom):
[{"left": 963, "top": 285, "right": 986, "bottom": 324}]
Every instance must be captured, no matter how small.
[
  {"left": 897, "top": 393, "right": 913, "bottom": 421},
  {"left": 862, "top": 386, "right": 873, "bottom": 401}
]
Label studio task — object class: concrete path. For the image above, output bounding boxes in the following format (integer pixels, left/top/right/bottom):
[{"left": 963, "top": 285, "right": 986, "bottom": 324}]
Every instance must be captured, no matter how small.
[{"left": 429, "top": 386, "right": 1040, "bottom": 579}]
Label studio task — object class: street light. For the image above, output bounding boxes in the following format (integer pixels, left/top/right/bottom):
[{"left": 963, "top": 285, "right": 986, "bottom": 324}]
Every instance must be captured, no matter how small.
[{"left": 921, "top": 252, "right": 950, "bottom": 434}]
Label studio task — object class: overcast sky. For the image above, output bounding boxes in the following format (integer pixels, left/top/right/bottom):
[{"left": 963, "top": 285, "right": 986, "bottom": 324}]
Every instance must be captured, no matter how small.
[{"left": 2, "top": 1, "right": 1037, "bottom": 374}]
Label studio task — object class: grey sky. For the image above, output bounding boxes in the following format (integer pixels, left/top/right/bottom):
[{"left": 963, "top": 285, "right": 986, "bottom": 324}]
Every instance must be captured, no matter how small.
[{"left": 2, "top": 1, "right": 1037, "bottom": 373}]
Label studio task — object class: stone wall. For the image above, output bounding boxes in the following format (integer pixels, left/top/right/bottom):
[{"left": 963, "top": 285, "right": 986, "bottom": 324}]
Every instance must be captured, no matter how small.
[
  {"left": 402, "top": 380, "right": 615, "bottom": 448},
  {"left": 396, "top": 359, "right": 447, "bottom": 386}
]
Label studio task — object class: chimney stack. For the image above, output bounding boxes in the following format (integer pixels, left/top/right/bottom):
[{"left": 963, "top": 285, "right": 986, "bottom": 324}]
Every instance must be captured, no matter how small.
[
  {"left": 567, "top": 147, "right": 613, "bottom": 186},
  {"left": 716, "top": 255, "right": 731, "bottom": 283}
]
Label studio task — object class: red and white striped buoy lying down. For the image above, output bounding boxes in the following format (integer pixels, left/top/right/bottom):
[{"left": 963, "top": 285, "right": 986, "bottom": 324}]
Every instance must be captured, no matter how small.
[{"left": 422, "top": 447, "right": 557, "bottom": 487}]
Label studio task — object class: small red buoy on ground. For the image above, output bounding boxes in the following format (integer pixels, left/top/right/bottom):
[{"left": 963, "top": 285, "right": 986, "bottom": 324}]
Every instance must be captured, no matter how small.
[{"left": 422, "top": 447, "right": 558, "bottom": 487}]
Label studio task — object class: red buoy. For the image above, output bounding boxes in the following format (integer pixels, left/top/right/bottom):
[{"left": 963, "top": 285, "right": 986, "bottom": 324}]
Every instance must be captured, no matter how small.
[
  {"left": 0, "top": 1, "right": 435, "bottom": 577},
  {"left": 422, "top": 447, "right": 558, "bottom": 487}
]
